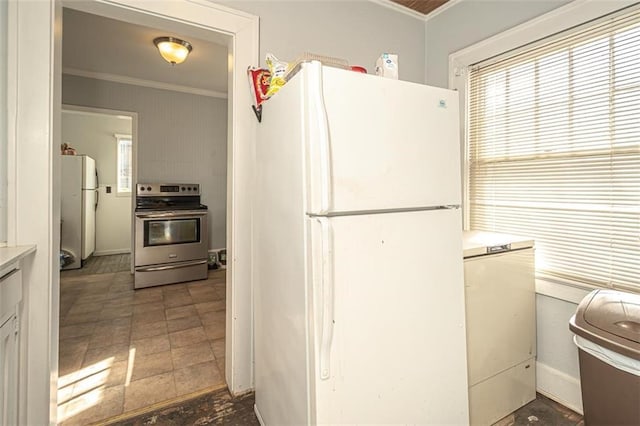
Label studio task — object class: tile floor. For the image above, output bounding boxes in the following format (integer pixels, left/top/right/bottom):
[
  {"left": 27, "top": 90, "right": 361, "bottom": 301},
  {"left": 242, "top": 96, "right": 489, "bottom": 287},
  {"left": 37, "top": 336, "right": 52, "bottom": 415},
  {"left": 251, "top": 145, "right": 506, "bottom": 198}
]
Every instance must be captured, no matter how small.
[{"left": 58, "top": 266, "right": 227, "bottom": 425}]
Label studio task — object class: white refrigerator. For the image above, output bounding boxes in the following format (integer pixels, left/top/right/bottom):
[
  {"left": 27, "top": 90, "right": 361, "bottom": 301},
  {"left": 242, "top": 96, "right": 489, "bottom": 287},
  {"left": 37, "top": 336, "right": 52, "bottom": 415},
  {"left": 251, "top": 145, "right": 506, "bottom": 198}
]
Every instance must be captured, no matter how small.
[
  {"left": 61, "top": 155, "right": 98, "bottom": 270},
  {"left": 254, "top": 62, "right": 469, "bottom": 425}
]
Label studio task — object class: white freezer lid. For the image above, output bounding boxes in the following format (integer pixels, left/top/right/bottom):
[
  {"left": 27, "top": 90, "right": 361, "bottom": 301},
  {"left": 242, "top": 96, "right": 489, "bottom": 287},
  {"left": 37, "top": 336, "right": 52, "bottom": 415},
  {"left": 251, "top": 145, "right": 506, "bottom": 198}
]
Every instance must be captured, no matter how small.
[{"left": 463, "top": 230, "right": 534, "bottom": 258}]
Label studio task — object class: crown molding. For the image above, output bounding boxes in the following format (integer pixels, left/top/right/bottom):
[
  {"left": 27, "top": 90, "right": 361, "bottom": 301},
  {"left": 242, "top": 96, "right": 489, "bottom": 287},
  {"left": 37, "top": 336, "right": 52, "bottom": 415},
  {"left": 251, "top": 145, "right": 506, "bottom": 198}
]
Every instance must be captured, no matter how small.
[
  {"left": 370, "top": 0, "right": 465, "bottom": 22},
  {"left": 62, "top": 67, "right": 228, "bottom": 99},
  {"left": 423, "top": 0, "right": 463, "bottom": 22},
  {"left": 369, "top": 0, "right": 427, "bottom": 21}
]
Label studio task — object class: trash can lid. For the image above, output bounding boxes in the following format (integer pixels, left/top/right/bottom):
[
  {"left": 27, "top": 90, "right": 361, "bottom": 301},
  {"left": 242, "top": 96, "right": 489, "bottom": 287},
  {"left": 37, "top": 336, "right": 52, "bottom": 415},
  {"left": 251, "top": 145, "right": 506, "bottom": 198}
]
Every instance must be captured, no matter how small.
[{"left": 570, "top": 289, "right": 640, "bottom": 360}]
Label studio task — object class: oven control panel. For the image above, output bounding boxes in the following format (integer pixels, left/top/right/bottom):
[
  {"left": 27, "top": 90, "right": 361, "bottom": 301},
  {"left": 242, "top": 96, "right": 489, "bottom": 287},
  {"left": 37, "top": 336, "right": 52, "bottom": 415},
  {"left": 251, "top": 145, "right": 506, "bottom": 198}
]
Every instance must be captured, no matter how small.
[{"left": 137, "top": 183, "right": 200, "bottom": 196}]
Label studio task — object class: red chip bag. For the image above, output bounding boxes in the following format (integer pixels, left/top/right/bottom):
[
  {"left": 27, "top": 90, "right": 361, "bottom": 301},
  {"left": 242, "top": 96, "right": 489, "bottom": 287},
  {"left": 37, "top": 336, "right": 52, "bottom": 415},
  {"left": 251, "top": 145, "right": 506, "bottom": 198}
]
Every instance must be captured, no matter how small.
[{"left": 248, "top": 67, "right": 271, "bottom": 107}]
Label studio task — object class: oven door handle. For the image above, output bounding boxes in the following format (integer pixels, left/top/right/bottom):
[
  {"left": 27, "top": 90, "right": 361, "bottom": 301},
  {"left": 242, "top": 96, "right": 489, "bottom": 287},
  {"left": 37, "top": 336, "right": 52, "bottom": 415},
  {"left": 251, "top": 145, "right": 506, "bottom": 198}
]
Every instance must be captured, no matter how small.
[
  {"left": 136, "top": 211, "right": 208, "bottom": 219},
  {"left": 136, "top": 259, "right": 208, "bottom": 272}
]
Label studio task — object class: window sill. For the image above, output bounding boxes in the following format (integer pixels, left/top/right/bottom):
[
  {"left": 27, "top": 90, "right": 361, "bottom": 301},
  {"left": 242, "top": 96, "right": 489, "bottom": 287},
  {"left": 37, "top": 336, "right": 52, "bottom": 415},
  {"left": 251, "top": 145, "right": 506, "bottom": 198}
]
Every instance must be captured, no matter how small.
[{"left": 535, "top": 278, "right": 592, "bottom": 304}]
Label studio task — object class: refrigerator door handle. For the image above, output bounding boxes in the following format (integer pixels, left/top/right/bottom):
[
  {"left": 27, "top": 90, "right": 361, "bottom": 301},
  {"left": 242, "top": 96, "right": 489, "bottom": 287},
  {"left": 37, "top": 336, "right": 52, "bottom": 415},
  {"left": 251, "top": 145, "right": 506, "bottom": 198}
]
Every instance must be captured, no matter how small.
[
  {"left": 316, "top": 216, "right": 335, "bottom": 380},
  {"left": 308, "top": 61, "right": 332, "bottom": 214}
]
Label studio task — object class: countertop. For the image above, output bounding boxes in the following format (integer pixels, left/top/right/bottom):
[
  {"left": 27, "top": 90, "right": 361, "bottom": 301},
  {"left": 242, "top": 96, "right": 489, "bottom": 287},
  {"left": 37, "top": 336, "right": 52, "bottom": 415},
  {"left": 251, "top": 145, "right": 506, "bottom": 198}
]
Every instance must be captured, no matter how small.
[{"left": 0, "top": 245, "right": 37, "bottom": 273}]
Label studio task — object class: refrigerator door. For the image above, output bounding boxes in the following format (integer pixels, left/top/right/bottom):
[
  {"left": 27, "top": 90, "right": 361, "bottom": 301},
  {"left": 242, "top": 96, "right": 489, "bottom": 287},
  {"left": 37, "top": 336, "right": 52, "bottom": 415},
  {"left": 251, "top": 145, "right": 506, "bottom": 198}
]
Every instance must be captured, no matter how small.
[
  {"left": 254, "top": 72, "right": 310, "bottom": 426},
  {"left": 60, "top": 156, "right": 83, "bottom": 269},
  {"left": 83, "top": 155, "right": 97, "bottom": 190},
  {"left": 298, "top": 62, "right": 461, "bottom": 215},
  {"left": 308, "top": 208, "right": 469, "bottom": 425},
  {"left": 82, "top": 189, "right": 96, "bottom": 260}
]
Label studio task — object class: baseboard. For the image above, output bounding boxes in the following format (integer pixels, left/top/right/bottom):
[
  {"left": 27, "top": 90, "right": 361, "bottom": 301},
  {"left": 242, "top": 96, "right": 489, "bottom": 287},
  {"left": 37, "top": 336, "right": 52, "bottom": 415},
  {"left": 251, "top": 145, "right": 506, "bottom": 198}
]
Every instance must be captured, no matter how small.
[
  {"left": 254, "top": 404, "right": 266, "bottom": 426},
  {"left": 536, "top": 361, "right": 583, "bottom": 415},
  {"left": 93, "top": 249, "right": 130, "bottom": 256}
]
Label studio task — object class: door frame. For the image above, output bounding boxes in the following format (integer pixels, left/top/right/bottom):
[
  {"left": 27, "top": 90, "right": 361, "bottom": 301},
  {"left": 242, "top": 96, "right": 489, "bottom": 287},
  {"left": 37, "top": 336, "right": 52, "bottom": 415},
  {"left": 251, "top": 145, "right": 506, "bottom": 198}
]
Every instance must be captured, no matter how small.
[
  {"left": 61, "top": 104, "right": 138, "bottom": 259},
  {"left": 8, "top": 0, "right": 258, "bottom": 423}
]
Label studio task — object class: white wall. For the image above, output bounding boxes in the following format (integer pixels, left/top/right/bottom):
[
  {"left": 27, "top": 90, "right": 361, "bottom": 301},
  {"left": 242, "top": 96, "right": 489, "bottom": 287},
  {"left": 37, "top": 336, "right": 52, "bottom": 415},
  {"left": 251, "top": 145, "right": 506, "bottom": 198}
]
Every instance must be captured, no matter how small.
[
  {"left": 62, "top": 75, "right": 228, "bottom": 249},
  {"left": 62, "top": 110, "right": 132, "bottom": 255},
  {"left": 536, "top": 295, "right": 581, "bottom": 379},
  {"left": 218, "top": 0, "right": 426, "bottom": 84},
  {"left": 425, "top": 0, "right": 572, "bottom": 88},
  {"left": 0, "top": 0, "right": 7, "bottom": 243}
]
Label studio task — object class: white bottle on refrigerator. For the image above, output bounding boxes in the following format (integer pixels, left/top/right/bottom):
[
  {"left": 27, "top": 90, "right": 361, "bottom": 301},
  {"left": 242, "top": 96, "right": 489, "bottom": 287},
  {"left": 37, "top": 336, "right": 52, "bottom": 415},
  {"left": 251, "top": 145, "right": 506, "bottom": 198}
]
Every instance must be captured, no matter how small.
[{"left": 254, "top": 62, "right": 469, "bottom": 425}]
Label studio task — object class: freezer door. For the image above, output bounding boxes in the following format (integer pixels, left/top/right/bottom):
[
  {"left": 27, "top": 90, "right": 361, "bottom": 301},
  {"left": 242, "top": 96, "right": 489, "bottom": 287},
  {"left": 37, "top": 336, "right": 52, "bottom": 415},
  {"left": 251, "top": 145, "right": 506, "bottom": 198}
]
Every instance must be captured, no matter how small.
[
  {"left": 464, "top": 248, "right": 536, "bottom": 386},
  {"left": 300, "top": 63, "right": 461, "bottom": 215},
  {"left": 308, "top": 209, "right": 469, "bottom": 425},
  {"left": 82, "top": 189, "right": 96, "bottom": 260}
]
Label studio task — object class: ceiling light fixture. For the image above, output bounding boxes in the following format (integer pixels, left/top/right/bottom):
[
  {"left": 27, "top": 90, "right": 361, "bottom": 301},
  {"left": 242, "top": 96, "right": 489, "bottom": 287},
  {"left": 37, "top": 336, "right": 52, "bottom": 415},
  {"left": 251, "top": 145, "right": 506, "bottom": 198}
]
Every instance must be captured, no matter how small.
[{"left": 153, "top": 36, "right": 193, "bottom": 65}]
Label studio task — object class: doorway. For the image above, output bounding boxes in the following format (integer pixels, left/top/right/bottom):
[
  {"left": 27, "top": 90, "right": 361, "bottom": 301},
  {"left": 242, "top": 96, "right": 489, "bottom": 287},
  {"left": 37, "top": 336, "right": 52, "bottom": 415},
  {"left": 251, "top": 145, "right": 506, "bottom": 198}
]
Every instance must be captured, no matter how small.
[
  {"left": 60, "top": 106, "right": 136, "bottom": 274},
  {"left": 7, "top": 0, "right": 258, "bottom": 423},
  {"left": 55, "top": 3, "right": 251, "bottom": 423}
]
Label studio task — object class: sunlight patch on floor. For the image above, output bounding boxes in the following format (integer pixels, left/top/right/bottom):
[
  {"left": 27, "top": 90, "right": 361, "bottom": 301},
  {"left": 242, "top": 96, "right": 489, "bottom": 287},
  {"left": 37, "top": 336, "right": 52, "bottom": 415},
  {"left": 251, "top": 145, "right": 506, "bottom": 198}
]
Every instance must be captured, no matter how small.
[
  {"left": 125, "top": 347, "right": 136, "bottom": 386},
  {"left": 57, "top": 357, "right": 114, "bottom": 422}
]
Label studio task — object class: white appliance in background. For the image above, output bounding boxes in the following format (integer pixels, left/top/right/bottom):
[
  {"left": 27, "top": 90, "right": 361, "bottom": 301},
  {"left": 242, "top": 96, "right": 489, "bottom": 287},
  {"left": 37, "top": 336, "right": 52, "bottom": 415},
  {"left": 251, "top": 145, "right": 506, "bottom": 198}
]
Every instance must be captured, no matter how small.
[
  {"left": 462, "top": 231, "right": 536, "bottom": 425},
  {"left": 61, "top": 155, "right": 98, "bottom": 270},
  {"left": 254, "top": 61, "right": 469, "bottom": 425}
]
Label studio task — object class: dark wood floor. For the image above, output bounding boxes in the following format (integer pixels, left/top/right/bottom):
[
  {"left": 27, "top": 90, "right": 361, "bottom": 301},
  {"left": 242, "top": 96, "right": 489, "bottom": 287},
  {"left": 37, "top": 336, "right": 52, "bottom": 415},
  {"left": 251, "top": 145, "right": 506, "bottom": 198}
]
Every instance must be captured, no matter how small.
[
  {"left": 494, "top": 393, "right": 583, "bottom": 426},
  {"left": 102, "top": 390, "right": 581, "bottom": 426},
  {"left": 104, "top": 387, "right": 257, "bottom": 426}
]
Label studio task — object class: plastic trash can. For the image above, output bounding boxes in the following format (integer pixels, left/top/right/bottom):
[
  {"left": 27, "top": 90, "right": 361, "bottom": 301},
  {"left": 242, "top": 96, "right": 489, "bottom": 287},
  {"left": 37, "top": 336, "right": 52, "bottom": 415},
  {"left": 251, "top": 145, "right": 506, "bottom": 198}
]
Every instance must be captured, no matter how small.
[{"left": 569, "top": 289, "right": 640, "bottom": 426}]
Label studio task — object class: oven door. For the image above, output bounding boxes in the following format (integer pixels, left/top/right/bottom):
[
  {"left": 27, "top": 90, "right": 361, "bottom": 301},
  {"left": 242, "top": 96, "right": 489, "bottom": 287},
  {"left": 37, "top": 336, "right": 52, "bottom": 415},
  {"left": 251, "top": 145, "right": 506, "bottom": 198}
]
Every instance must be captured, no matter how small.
[{"left": 135, "top": 210, "right": 208, "bottom": 267}]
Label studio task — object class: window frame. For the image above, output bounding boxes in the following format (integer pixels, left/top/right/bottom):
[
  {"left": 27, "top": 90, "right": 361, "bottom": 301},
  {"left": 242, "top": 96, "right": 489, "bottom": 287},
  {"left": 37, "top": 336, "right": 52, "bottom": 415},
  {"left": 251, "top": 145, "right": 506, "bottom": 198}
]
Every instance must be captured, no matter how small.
[
  {"left": 115, "top": 133, "right": 133, "bottom": 196},
  {"left": 449, "top": 0, "right": 639, "bottom": 299}
]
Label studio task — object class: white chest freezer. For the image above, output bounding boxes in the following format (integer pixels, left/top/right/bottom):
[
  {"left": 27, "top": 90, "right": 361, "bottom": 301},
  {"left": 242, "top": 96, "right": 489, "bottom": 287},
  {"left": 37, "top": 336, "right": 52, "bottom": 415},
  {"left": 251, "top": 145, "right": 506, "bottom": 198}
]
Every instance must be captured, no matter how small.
[{"left": 463, "top": 231, "right": 536, "bottom": 425}]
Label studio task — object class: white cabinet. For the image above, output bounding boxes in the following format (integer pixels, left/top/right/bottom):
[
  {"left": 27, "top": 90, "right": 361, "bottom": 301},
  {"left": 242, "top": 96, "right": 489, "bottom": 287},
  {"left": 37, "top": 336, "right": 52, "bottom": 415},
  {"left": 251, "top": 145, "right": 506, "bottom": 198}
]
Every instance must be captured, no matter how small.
[
  {"left": 0, "top": 268, "right": 22, "bottom": 426},
  {"left": 463, "top": 231, "right": 536, "bottom": 426}
]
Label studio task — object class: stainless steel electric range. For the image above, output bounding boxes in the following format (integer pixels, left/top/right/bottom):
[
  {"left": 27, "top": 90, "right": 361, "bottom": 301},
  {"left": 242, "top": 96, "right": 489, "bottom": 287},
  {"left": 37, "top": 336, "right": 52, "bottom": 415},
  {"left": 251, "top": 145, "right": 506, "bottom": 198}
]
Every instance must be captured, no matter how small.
[{"left": 134, "top": 183, "right": 209, "bottom": 289}]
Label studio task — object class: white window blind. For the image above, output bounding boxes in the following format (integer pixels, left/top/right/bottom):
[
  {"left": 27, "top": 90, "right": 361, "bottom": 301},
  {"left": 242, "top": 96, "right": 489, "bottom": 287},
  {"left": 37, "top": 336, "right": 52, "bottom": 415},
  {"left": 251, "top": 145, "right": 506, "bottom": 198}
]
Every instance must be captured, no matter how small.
[{"left": 468, "top": 7, "right": 640, "bottom": 291}]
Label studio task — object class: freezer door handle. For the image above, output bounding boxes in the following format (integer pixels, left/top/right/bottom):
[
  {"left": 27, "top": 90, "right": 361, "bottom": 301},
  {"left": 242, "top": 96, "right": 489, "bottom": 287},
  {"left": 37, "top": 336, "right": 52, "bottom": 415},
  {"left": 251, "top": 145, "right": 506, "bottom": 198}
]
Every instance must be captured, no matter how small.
[
  {"left": 487, "top": 244, "right": 511, "bottom": 254},
  {"left": 316, "top": 216, "right": 335, "bottom": 380},
  {"left": 308, "top": 61, "right": 332, "bottom": 214}
]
